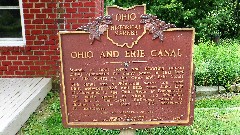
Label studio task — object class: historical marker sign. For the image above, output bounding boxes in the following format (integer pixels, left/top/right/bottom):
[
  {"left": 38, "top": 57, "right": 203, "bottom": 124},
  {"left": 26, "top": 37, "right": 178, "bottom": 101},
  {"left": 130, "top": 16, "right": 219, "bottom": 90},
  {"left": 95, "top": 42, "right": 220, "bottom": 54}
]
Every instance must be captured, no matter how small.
[
  {"left": 59, "top": 5, "right": 195, "bottom": 129},
  {"left": 106, "top": 5, "right": 146, "bottom": 48}
]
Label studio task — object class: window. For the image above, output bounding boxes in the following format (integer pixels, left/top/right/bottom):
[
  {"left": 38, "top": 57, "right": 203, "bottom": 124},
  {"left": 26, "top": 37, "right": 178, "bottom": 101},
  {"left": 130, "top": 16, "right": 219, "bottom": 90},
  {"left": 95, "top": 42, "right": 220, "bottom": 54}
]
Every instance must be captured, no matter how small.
[{"left": 0, "top": 0, "right": 25, "bottom": 46}]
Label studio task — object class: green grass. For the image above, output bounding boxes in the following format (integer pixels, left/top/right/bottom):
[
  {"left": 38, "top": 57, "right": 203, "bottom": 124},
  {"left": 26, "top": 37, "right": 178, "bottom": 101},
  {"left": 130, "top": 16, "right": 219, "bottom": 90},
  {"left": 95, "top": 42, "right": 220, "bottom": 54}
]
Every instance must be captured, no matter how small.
[
  {"left": 195, "top": 94, "right": 240, "bottom": 108},
  {"left": 18, "top": 91, "right": 240, "bottom": 135}
]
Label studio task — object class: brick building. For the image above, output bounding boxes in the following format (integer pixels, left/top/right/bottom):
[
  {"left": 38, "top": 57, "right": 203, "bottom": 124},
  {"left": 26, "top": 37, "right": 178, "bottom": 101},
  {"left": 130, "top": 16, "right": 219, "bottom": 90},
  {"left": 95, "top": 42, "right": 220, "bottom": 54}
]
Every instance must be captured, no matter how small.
[{"left": 0, "top": 0, "right": 104, "bottom": 88}]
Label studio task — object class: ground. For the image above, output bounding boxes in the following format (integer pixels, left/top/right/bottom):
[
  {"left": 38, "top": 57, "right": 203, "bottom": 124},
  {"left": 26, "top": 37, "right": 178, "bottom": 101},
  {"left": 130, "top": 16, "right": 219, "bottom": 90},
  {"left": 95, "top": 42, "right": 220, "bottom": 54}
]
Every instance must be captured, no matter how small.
[{"left": 17, "top": 91, "right": 240, "bottom": 135}]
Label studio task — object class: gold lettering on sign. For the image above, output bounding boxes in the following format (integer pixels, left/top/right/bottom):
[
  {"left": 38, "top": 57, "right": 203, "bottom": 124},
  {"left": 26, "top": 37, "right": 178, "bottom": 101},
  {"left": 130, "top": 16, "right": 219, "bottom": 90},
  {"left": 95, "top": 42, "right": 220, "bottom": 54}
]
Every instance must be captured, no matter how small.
[
  {"left": 116, "top": 13, "right": 136, "bottom": 21},
  {"left": 110, "top": 25, "right": 141, "bottom": 31},
  {"left": 125, "top": 50, "right": 145, "bottom": 57},
  {"left": 71, "top": 51, "right": 93, "bottom": 59},
  {"left": 111, "top": 25, "right": 141, "bottom": 36},
  {"left": 100, "top": 51, "right": 120, "bottom": 58},
  {"left": 151, "top": 49, "right": 182, "bottom": 57},
  {"left": 68, "top": 64, "right": 187, "bottom": 120},
  {"left": 115, "top": 30, "right": 138, "bottom": 36}
]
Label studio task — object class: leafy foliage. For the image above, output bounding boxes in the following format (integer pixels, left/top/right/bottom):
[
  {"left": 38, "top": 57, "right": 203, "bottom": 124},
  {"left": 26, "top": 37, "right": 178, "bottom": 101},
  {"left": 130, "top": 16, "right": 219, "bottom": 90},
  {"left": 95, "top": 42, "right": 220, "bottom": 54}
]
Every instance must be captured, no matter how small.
[
  {"left": 196, "top": 1, "right": 239, "bottom": 41},
  {"left": 194, "top": 39, "right": 240, "bottom": 89},
  {"left": 105, "top": 0, "right": 240, "bottom": 41}
]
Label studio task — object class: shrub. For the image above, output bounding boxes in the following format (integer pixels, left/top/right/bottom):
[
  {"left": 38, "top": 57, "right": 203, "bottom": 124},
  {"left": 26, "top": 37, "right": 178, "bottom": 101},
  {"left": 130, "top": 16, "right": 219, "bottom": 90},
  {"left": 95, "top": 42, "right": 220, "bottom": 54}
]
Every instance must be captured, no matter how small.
[
  {"left": 196, "top": 0, "right": 239, "bottom": 41},
  {"left": 194, "top": 39, "right": 240, "bottom": 90}
]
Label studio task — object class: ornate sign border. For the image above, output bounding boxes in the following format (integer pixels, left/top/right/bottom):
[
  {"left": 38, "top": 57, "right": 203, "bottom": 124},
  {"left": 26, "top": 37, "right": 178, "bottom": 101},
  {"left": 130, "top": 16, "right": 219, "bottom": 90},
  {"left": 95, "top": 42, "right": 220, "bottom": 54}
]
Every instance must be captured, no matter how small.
[{"left": 59, "top": 28, "right": 195, "bottom": 128}]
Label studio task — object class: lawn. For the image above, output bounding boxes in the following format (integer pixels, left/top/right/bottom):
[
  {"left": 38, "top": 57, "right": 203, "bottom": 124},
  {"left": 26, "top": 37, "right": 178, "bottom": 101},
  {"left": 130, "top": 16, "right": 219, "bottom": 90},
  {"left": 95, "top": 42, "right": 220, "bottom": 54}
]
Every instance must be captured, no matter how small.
[{"left": 18, "top": 91, "right": 240, "bottom": 135}]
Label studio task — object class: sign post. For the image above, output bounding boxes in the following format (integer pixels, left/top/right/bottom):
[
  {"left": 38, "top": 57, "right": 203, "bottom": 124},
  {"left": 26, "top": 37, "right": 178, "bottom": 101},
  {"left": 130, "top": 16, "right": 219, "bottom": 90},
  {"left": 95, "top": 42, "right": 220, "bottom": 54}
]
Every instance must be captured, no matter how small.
[{"left": 59, "top": 5, "right": 195, "bottom": 131}]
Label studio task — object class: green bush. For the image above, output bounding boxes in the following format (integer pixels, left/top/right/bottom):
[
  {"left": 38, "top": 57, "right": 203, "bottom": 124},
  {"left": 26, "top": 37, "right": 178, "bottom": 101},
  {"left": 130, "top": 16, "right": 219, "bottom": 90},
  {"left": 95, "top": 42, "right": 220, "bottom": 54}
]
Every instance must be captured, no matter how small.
[
  {"left": 194, "top": 39, "right": 240, "bottom": 89},
  {"left": 196, "top": 0, "right": 239, "bottom": 41}
]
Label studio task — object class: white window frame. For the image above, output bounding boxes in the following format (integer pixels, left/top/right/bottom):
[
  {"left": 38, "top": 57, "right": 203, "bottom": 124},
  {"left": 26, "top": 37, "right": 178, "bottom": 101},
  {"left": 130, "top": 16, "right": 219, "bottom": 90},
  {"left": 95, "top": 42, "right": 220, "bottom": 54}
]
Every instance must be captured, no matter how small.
[{"left": 0, "top": 0, "right": 26, "bottom": 46}]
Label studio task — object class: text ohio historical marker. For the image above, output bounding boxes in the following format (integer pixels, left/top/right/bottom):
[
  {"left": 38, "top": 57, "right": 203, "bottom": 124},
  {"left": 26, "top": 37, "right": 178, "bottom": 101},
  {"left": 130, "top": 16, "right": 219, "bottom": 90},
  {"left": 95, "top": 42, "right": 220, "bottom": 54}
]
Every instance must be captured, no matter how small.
[{"left": 59, "top": 5, "right": 195, "bottom": 129}]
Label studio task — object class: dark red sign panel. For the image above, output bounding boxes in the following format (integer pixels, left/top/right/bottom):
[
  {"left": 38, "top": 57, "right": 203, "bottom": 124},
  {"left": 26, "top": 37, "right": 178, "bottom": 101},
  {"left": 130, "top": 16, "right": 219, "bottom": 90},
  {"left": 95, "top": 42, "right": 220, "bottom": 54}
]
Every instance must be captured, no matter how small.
[{"left": 59, "top": 5, "right": 195, "bottom": 129}]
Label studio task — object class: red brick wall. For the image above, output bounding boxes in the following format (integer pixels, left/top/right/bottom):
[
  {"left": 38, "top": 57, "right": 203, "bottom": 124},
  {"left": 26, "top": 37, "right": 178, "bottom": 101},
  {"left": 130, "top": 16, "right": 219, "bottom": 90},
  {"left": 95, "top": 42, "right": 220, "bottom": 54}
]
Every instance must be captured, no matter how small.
[{"left": 0, "top": 0, "right": 104, "bottom": 85}]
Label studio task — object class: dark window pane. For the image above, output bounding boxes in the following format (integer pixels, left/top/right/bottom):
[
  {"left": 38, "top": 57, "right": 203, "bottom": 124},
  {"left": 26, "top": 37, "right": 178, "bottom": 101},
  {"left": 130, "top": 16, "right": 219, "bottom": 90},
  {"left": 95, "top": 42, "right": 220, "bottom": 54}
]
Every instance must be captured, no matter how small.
[
  {"left": 0, "top": 9, "right": 22, "bottom": 38},
  {"left": 0, "top": 0, "right": 19, "bottom": 6}
]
